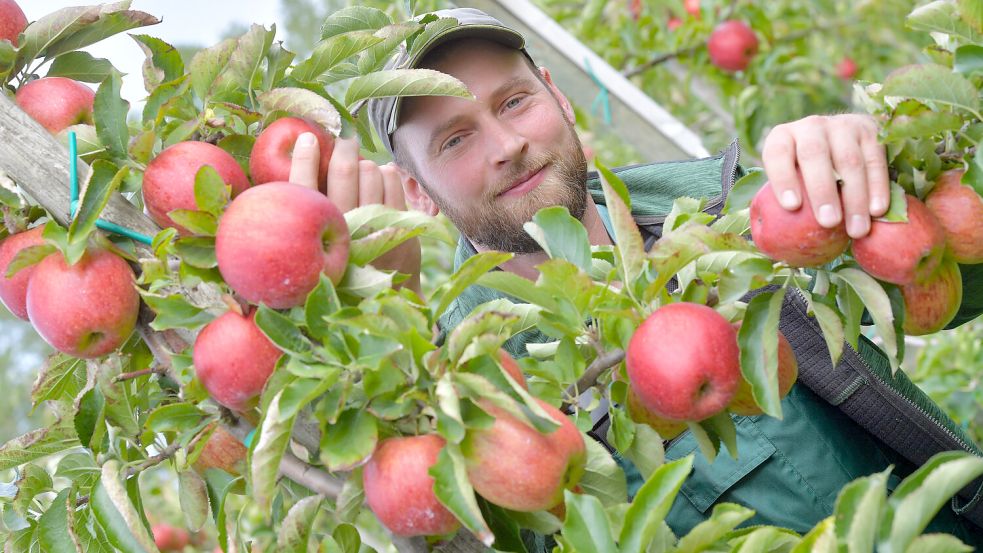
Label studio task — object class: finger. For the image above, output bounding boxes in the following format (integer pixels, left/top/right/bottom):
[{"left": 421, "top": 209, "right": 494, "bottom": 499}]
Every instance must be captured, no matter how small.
[
  {"left": 828, "top": 127, "right": 870, "bottom": 238},
  {"left": 859, "top": 121, "right": 890, "bottom": 217},
  {"left": 287, "top": 132, "right": 321, "bottom": 190},
  {"left": 794, "top": 117, "right": 842, "bottom": 227},
  {"left": 358, "top": 160, "right": 385, "bottom": 206},
  {"left": 326, "top": 137, "right": 361, "bottom": 212},
  {"left": 761, "top": 125, "right": 802, "bottom": 210},
  {"left": 380, "top": 163, "right": 407, "bottom": 210}
]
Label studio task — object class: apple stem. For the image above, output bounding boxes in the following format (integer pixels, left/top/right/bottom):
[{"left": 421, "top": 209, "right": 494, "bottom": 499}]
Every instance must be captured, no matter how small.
[
  {"left": 222, "top": 294, "right": 245, "bottom": 316},
  {"left": 561, "top": 348, "right": 626, "bottom": 414}
]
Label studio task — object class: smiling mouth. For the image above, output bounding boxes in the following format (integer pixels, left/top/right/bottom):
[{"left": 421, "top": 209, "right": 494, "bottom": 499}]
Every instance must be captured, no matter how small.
[{"left": 498, "top": 165, "right": 547, "bottom": 198}]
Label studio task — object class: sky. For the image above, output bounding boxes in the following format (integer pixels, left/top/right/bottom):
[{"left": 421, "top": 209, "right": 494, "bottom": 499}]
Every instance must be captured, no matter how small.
[{"left": 23, "top": 1, "right": 285, "bottom": 104}]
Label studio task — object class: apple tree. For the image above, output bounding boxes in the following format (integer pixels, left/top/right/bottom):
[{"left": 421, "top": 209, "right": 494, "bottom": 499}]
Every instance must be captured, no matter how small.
[{"left": 0, "top": 1, "right": 982, "bottom": 552}]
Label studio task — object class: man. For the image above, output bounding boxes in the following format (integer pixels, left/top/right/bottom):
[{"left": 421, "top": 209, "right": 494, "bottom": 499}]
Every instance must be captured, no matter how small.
[{"left": 288, "top": 8, "right": 983, "bottom": 543}]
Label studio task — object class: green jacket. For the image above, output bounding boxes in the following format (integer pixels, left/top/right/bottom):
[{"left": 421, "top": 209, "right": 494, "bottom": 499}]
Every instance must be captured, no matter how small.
[{"left": 438, "top": 143, "right": 983, "bottom": 544}]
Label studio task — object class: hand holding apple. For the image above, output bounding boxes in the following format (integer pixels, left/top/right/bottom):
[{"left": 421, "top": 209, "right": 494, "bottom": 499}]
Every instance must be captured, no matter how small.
[
  {"left": 750, "top": 180, "right": 850, "bottom": 267},
  {"left": 250, "top": 117, "right": 335, "bottom": 190}
]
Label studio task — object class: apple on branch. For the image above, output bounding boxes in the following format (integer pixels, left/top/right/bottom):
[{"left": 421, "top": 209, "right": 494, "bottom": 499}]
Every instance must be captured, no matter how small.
[
  {"left": 363, "top": 434, "right": 460, "bottom": 537},
  {"left": 707, "top": 20, "right": 759, "bottom": 72},
  {"left": 626, "top": 302, "right": 741, "bottom": 421},
  {"left": 0, "top": 0, "right": 27, "bottom": 46},
  {"left": 750, "top": 180, "right": 851, "bottom": 267},
  {"left": 852, "top": 195, "right": 945, "bottom": 285},
  {"left": 0, "top": 226, "right": 46, "bottom": 320},
  {"left": 925, "top": 169, "right": 983, "bottom": 264},
  {"left": 462, "top": 399, "right": 586, "bottom": 512},
  {"left": 215, "top": 182, "right": 350, "bottom": 309},
  {"left": 15, "top": 77, "right": 95, "bottom": 134},
  {"left": 900, "top": 258, "right": 962, "bottom": 336},
  {"left": 152, "top": 524, "right": 190, "bottom": 552},
  {"left": 142, "top": 141, "right": 251, "bottom": 234},
  {"left": 192, "top": 423, "right": 247, "bottom": 477},
  {"left": 26, "top": 248, "right": 139, "bottom": 359}
]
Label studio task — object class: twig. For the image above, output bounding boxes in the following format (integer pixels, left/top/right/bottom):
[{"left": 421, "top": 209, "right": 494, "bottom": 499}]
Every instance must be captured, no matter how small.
[
  {"left": 113, "top": 365, "right": 167, "bottom": 382},
  {"left": 623, "top": 45, "right": 701, "bottom": 78},
  {"left": 125, "top": 440, "right": 182, "bottom": 478},
  {"left": 561, "top": 348, "right": 626, "bottom": 413}
]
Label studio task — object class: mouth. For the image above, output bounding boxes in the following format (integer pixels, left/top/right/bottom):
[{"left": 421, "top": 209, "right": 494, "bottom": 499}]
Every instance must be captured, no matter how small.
[{"left": 498, "top": 165, "right": 547, "bottom": 198}]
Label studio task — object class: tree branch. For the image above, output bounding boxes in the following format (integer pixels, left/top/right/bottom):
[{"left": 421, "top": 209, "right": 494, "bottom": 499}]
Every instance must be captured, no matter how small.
[
  {"left": 125, "top": 440, "right": 182, "bottom": 478},
  {"left": 561, "top": 348, "right": 626, "bottom": 414}
]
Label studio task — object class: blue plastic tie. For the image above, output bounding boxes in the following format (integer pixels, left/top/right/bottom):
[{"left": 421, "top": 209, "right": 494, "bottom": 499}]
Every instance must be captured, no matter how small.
[{"left": 585, "top": 57, "right": 612, "bottom": 125}]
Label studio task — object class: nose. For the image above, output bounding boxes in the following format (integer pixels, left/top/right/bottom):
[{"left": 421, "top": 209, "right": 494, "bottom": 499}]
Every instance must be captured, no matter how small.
[{"left": 484, "top": 116, "right": 528, "bottom": 168}]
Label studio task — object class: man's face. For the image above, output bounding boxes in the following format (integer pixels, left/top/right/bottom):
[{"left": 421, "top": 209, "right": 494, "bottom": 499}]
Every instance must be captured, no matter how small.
[{"left": 394, "top": 39, "right": 588, "bottom": 253}]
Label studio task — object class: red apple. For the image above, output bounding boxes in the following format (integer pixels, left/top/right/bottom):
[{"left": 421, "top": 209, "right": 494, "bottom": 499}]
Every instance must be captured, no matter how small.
[
  {"left": 215, "top": 182, "right": 350, "bottom": 309},
  {"left": 152, "top": 524, "right": 190, "bottom": 552},
  {"left": 15, "top": 77, "right": 95, "bottom": 134},
  {"left": 363, "top": 435, "right": 460, "bottom": 537},
  {"left": 142, "top": 141, "right": 250, "bottom": 234},
  {"left": 0, "top": 226, "right": 46, "bottom": 320},
  {"left": 836, "top": 57, "right": 858, "bottom": 80},
  {"left": 667, "top": 16, "right": 683, "bottom": 31},
  {"left": 728, "top": 325, "right": 798, "bottom": 416},
  {"left": 628, "top": 0, "right": 642, "bottom": 21},
  {"left": 249, "top": 117, "right": 335, "bottom": 191},
  {"left": 26, "top": 249, "right": 139, "bottom": 358},
  {"left": 852, "top": 195, "right": 945, "bottom": 285},
  {"left": 900, "top": 258, "right": 962, "bottom": 336},
  {"left": 193, "top": 423, "right": 247, "bottom": 476},
  {"left": 627, "top": 302, "right": 740, "bottom": 421},
  {"left": 750, "top": 181, "right": 851, "bottom": 267},
  {"left": 463, "top": 399, "right": 585, "bottom": 512},
  {"left": 193, "top": 309, "right": 282, "bottom": 412},
  {"left": 707, "top": 20, "right": 758, "bottom": 72},
  {"left": 626, "top": 387, "right": 687, "bottom": 439},
  {"left": 0, "top": 0, "right": 27, "bottom": 46},
  {"left": 925, "top": 169, "right": 983, "bottom": 264},
  {"left": 684, "top": 0, "right": 701, "bottom": 18}
]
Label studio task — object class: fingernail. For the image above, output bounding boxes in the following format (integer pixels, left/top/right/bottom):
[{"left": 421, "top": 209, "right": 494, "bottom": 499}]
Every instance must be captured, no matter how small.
[
  {"left": 870, "top": 197, "right": 886, "bottom": 214},
  {"left": 817, "top": 204, "right": 839, "bottom": 227},
  {"left": 780, "top": 190, "right": 799, "bottom": 209},
  {"left": 848, "top": 214, "right": 869, "bottom": 237},
  {"left": 296, "top": 132, "right": 317, "bottom": 147}
]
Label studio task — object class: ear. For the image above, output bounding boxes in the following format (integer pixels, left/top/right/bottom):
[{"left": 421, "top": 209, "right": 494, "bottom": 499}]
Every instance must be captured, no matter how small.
[
  {"left": 539, "top": 66, "right": 576, "bottom": 125},
  {"left": 397, "top": 166, "right": 439, "bottom": 217}
]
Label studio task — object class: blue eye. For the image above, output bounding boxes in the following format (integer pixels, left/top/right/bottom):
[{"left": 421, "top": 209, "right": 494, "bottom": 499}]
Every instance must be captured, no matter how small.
[
  {"left": 506, "top": 96, "right": 524, "bottom": 109},
  {"left": 443, "top": 136, "right": 461, "bottom": 151}
]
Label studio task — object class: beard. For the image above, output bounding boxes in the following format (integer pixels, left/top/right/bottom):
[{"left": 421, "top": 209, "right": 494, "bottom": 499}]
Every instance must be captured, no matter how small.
[{"left": 431, "top": 125, "right": 589, "bottom": 254}]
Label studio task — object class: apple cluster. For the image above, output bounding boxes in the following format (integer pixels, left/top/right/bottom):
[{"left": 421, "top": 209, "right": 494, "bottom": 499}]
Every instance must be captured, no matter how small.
[
  {"left": 751, "top": 171, "right": 983, "bottom": 336},
  {"left": 362, "top": 350, "right": 587, "bottom": 538}
]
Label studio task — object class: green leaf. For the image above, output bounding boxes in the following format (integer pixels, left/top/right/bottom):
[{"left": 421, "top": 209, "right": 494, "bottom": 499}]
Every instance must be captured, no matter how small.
[
  {"left": 878, "top": 183, "right": 909, "bottom": 223},
  {"left": 216, "top": 134, "right": 254, "bottom": 176},
  {"left": 140, "top": 292, "right": 214, "bottom": 331},
  {"left": 277, "top": 495, "right": 323, "bottom": 550},
  {"left": 12, "top": 464, "right": 53, "bottom": 518},
  {"left": 560, "top": 490, "right": 618, "bottom": 553},
  {"left": 732, "top": 527, "right": 801, "bottom": 553},
  {"left": 305, "top": 274, "right": 341, "bottom": 341},
  {"left": 524, "top": 206, "right": 592, "bottom": 273},
  {"left": 578, "top": 438, "right": 627, "bottom": 506},
  {"left": 954, "top": 45, "right": 983, "bottom": 75},
  {"left": 189, "top": 38, "right": 238, "bottom": 100},
  {"left": 46, "top": 51, "right": 116, "bottom": 83},
  {"left": 674, "top": 503, "right": 755, "bottom": 553},
  {"left": 356, "top": 23, "right": 419, "bottom": 75},
  {"left": 737, "top": 289, "right": 786, "bottom": 419},
  {"left": 257, "top": 87, "right": 342, "bottom": 137},
  {"left": 724, "top": 169, "right": 767, "bottom": 213},
  {"left": 56, "top": 452, "right": 100, "bottom": 490},
  {"left": 167, "top": 210, "right": 218, "bottom": 237},
  {"left": 905, "top": 534, "right": 972, "bottom": 553},
  {"left": 0, "top": 40, "right": 14, "bottom": 79},
  {"left": 430, "top": 443, "right": 494, "bottom": 546},
  {"left": 319, "top": 409, "right": 378, "bottom": 471},
  {"left": 432, "top": 251, "right": 513, "bottom": 318},
  {"left": 802, "top": 289, "right": 845, "bottom": 366},
  {"left": 146, "top": 403, "right": 206, "bottom": 433},
  {"left": 621, "top": 421, "right": 666, "bottom": 480},
  {"left": 221, "top": 24, "right": 275, "bottom": 93},
  {"left": 255, "top": 304, "right": 311, "bottom": 355},
  {"left": 178, "top": 470, "right": 210, "bottom": 532},
  {"left": 959, "top": 0, "right": 983, "bottom": 31},
  {"left": 292, "top": 31, "right": 383, "bottom": 82},
  {"left": 882, "top": 452, "right": 983, "bottom": 552},
  {"left": 320, "top": 6, "right": 392, "bottom": 40},
  {"left": 332, "top": 523, "right": 361, "bottom": 553},
  {"left": 250, "top": 391, "right": 297, "bottom": 513},
  {"left": 833, "top": 468, "right": 888, "bottom": 553},
  {"left": 130, "top": 34, "right": 184, "bottom": 92},
  {"left": 338, "top": 264, "right": 394, "bottom": 298},
  {"left": 90, "top": 460, "right": 160, "bottom": 553},
  {"left": 193, "top": 165, "right": 231, "bottom": 217},
  {"left": 74, "top": 386, "right": 104, "bottom": 449},
  {"left": 348, "top": 226, "right": 424, "bottom": 267},
  {"left": 343, "top": 68, "right": 471, "bottom": 111},
  {"left": 69, "top": 161, "right": 128, "bottom": 256},
  {"left": 596, "top": 162, "right": 646, "bottom": 291},
  {"left": 791, "top": 517, "right": 835, "bottom": 553},
  {"left": 832, "top": 267, "right": 899, "bottom": 372},
  {"left": 93, "top": 69, "right": 130, "bottom": 160},
  {"left": 620, "top": 455, "right": 693, "bottom": 553},
  {"left": 0, "top": 418, "right": 79, "bottom": 472},
  {"left": 881, "top": 64, "right": 979, "bottom": 117},
  {"left": 5, "top": 244, "right": 56, "bottom": 279},
  {"left": 907, "top": 1, "right": 983, "bottom": 42},
  {"left": 37, "top": 487, "right": 75, "bottom": 553},
  {"left": 884, "top": 104, "right": 964, "bottom": 141},
  {"left": 436, "top": 374, "right": 466, "bottom": 444}
]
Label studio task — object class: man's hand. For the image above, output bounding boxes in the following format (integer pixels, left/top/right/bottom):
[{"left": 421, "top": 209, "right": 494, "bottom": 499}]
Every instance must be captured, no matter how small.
[
  {"left": 761, "top": 114, "right": 890, "bottom": 239},
  {"left": 288, "top": 133, "right": 422, "bottom": 294}
]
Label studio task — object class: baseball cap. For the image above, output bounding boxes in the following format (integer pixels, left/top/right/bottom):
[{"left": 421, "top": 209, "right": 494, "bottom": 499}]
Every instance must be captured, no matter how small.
[{"left": 366, "top": 8, "right": 533, "bottom": 157}]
